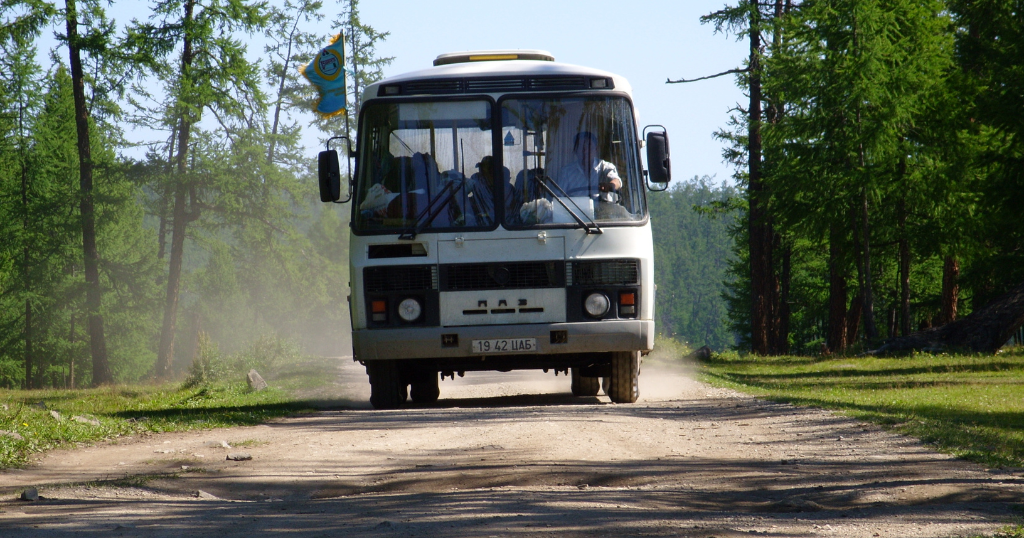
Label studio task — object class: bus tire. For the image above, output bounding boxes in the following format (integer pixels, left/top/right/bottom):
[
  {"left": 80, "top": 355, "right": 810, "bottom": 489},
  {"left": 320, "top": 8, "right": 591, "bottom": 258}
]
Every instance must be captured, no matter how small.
[
  {"left": 607, "top": 351, "right": 640, "bottom": 403},
  {"left": 410, "top": 372, "right": 440, "bottom": 404},
  {"left": 368, "top": 360, "right": 405, "bottom": 409},
  {"left": 570, "top": 368, "right": 600, "bottom": 396}
]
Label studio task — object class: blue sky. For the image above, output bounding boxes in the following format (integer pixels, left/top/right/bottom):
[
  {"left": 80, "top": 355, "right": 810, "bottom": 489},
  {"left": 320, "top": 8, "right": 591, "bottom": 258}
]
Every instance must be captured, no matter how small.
[
  {"left": 357, "top": 0, "right": 748, "bottom": 184},
  {"left": 36, "top": 1, "right": 747, "bottom": 184}
]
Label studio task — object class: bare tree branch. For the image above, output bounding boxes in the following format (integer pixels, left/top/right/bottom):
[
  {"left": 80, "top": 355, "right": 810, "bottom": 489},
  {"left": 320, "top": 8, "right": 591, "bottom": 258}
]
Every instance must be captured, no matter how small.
[{"left": 667, "top": 67, "right": 749, "bottom": 84}]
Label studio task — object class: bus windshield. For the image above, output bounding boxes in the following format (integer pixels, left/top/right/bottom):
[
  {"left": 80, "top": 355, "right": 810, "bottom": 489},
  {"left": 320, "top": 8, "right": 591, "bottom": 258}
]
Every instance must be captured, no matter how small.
[
  {"left": 354, "top": 99, "right": 495, "bottom": 233},
  {"left": 501, "top": 96, "right": 646, "bottom": 228},
  {"left": 353, "top": 95, "right": 646, "bottom": 233}
]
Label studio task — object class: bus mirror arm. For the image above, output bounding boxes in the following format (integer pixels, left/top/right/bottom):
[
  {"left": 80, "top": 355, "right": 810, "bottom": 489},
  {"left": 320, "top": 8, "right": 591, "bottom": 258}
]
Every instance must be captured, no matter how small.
[{"left": 319, "top": 136, "right": 353, "bottom": 203}]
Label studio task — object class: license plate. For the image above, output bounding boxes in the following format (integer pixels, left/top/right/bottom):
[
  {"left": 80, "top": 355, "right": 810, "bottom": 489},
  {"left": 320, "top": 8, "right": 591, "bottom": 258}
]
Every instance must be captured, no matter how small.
[{"left": 471, "top": 338, "right": 537, "bottom": 354}]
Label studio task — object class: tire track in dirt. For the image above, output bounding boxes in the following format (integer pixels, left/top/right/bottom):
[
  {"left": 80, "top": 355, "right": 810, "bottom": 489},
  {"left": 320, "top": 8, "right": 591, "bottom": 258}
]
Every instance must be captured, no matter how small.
[{"left": 1, "top": 359, "right": 1020, "bottom": 537}]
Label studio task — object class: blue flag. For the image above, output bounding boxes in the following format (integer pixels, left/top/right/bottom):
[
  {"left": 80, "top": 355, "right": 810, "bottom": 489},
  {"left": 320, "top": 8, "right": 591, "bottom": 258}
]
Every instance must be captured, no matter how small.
[{"left": 302, "top": 34, "right": 347, "bottom": 118}]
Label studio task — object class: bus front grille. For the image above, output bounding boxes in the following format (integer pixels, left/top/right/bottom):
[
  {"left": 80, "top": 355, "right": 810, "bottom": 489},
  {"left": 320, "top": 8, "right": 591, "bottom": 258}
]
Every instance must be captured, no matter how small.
[
  {"left": 571, "top": 259, "right": 640, "bottom": 286},
  {"left": 440, "top": 261, "right": 564, "bottom": 291},
  {"left": 364, "top": 265, "right": 436, "bottom": 292}
]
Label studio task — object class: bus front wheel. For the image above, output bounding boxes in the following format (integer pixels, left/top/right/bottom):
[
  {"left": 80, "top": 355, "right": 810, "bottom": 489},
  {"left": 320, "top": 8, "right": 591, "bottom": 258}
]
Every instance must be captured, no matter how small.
[
  {"left": 368, "top": 360, "right": 406, "bottom": 409},
  {"left": 606, "top": 351, "right": 640, "bottom": 403}
]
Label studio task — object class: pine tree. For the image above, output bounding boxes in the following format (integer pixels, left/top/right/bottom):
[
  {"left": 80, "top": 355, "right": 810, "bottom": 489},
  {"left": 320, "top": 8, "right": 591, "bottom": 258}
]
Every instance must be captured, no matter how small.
[
  {"left": 64, "top": 0, "right": 112, "bottom": 384},
  {"left": 0, "top": 3, "right": 53, "bottom": 388},
  {"left": 133, "top": 0, "right": 270, "bottom": 377},
  {"left": 763, "top": 0, "right": 952, "bottom": 351}
]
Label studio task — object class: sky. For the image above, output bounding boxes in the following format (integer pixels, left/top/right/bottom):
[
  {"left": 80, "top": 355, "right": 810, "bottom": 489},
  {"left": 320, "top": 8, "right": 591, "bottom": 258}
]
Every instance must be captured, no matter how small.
[
  {"left": 355, "top": 0, "right": 748, "bottom": 185},
  {"left": 356, "top": 1, "right": 749, "bottom": 184},
  {"left": 35, "top": 1, "right": 748, "bottom": 185}
]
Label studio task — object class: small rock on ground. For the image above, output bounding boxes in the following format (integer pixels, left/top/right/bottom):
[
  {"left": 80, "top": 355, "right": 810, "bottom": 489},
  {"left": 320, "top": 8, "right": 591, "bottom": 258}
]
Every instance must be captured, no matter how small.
[
  {"left": 246, "top": 369, "right": 268, "bottom": 392},
  {"left": 20, "top": 488, "right": 39, "bottom": 501},
  {"left": 72, "top": 415, "right": 101, "bottom": 426},
  {"left": 226, "top": 453, "right": 252, "bottom": 461},
  {"left": 0, "top": 430, "right": 24, "bottom": 441}
]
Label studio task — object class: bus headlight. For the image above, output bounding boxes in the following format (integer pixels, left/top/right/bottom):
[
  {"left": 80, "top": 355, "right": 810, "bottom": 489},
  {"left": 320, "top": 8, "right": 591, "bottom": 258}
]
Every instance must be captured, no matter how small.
[
  {"left": 397, "top": 297, "right": 423, "bottom": 322},
  {"left": 583, "top": 292, "right": 610, "bottom": 318}
]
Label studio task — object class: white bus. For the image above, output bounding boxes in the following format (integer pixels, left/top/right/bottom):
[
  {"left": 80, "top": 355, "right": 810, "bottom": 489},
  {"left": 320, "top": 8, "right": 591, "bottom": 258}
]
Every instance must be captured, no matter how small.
[{"left": 319, "top": 50, "right": 671, "bottom": 409}]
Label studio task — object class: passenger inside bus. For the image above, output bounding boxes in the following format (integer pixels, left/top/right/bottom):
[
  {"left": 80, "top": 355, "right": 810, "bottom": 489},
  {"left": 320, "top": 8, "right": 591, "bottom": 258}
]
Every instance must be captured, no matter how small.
[
  {"left": 460, "top": 156, "right": 503, "bottom": 227},
  {"left": 507, "top": 167, "right": 550, "bottom": 225},
  {"left": 361, "top": 151, "right": 495, "bottom": 229},
  {"left": 360, "top": 152, "right": 440, "bottom": 224}
]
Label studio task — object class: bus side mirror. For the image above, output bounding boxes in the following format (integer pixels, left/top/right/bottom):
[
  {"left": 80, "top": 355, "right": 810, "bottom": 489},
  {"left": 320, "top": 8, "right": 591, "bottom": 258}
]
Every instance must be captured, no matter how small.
[
  {"left": 645, "top": 130, "right": 671, "bottom": 185},
  {"left": 318, "top": 149, "right": 342, "bottom": 202}
]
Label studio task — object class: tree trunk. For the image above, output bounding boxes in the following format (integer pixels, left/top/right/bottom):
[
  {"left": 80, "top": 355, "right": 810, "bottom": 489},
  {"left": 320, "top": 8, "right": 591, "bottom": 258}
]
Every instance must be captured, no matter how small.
[
  {"left": 846, "top": 290, "right": 863, "bottom": 346},
  {"left": 748, "top": 3, "right": 772, "bottom": 355},
  {"left": 764, "top": 0, "right": 789, "bottom": 355},
  {"left": 156, "top": 181, "right": 189, "bottom": 377},
  {"left": 859, "top": 187, "right": 877, "bottom": 341},
  {"left": 898, "top": 200, "right": 911, "bottom": 336},
  {"left": 157, "top": 126, "right": 176, "bottom": 260},
  {"left": 776, "top": 241, "right": 791, "bottom": 354},
  {"left": 886, "top": 303, "right": 898, "bottom": 340},
  {"left": 268, "top": 13, "right": 299, "bottom": 164},
  {"left": 21, "top": 107, "right": 32, "bottom": 389},
  {"left": 155, "top": 0, "right": 196, "bottom": 378},
  {"left": 827, "top": 228, "right": 848, "bottom": 353},
  {"left": 69, "top": 312, "right": 76, "bottom": 389},
  {"left": 24, "top": 300, "right": 32, "bottom": 389},
  {"left": 66, "top": 0, "right": 113, "bottom": 385},
  {"left": 940, "top": 255, "right": 960, "bottom": 324}
]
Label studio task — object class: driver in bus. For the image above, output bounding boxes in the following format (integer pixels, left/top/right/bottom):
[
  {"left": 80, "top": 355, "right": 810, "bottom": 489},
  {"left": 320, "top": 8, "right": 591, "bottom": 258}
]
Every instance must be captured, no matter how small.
[{"left": 557, "top": 131, "right": 621, "bottom": 200}]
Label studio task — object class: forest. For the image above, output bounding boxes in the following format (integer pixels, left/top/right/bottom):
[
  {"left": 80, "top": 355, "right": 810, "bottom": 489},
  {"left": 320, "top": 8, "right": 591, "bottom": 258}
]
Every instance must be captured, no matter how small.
[
  {"left": 2, "top": 0, "right": 1022, "bottom": 389},
  {"left": 0, "top": 0, "right": 389, "bottom": 388},
  {"left": 681, "top": 0, "right": 1024, "bottom": 355}
]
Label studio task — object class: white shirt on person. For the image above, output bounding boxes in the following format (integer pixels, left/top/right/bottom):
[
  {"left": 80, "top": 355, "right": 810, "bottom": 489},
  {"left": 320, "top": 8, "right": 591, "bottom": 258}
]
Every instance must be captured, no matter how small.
[{"left": 557, "top": 158, "right": 621, "bottom": 199}]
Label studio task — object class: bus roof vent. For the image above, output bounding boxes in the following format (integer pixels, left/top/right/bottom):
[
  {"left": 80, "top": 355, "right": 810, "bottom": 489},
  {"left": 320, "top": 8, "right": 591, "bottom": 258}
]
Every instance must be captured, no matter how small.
[
  {"left": 528, "top": 76, "right": 587, "bottom": 90},
  {"left": 465, "top": 78, "right": 527, "bottom": 92},
  {"left": 404, "top": 79, "right": 464, "bottom": 94},
  {"left": 434, "top": 50, "right": 554, "bottom": 66}
]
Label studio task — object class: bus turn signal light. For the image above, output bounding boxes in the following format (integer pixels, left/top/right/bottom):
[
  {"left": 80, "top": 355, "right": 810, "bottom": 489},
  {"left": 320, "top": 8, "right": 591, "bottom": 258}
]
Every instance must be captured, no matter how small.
[
  {"left": 619, "top": 292, "right": 636, "bottom": 315},
  {"left": 371, "top": 300, "right": 387, "bottom": 322}
]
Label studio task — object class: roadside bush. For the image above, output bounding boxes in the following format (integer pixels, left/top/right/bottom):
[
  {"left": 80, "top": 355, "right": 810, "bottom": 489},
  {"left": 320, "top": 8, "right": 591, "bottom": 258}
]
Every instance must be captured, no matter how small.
[
  {"left": 182, "top": 331, "right": 225, "bottom": 388},
  {"left": 649, "top": 336, "right": 692, "bottom": 364},
  {"left": 231, "top": 334, "right": 303, "bottom": 375},
  {"left": 183, "top": 333, "right": 303, "bottom": 388},
  {"left": 0, "top": 359, "right": 22, "bottom": 389}
]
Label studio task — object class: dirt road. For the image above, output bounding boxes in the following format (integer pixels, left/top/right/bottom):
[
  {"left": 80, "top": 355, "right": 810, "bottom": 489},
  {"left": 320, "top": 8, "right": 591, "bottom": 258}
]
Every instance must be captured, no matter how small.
[{"left": 1, "top": 359, "right": 1021, "bottom": 537}]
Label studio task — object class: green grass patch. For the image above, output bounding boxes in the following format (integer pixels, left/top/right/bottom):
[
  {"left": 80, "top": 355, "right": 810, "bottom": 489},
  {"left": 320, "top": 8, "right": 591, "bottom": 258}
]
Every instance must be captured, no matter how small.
[
  {"left": 0, "top": 336, "right": 347, "bottom": 470},
  {"left": 698, "top": 348, "right": 1024, "bottom": 468},
  {"left": 0, "top": 381, "right": 317, "bottom": 470},
  {"left": 993, "top": 525, "right": 1024, "bottom": 538}
]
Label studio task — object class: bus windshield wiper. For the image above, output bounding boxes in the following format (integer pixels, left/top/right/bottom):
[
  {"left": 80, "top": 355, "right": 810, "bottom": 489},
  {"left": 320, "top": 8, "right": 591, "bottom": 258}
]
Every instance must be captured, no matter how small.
[
  {"left": 398, "top": 176, "right": 465, "bottom": 240},
  {"left": 536, "top": 176, "right": 602, "bottom": 234}
]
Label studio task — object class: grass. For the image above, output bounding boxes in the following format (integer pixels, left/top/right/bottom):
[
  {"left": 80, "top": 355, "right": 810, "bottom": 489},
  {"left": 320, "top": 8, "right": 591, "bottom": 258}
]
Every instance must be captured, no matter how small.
[
  {"left": 697, "top": 347, "right": 1024, "bottom": 469},
  {"left": 0, "top": 363, "right": 339, "bottom": 469},
  {"left": 991, "top": 526, "right": 1024, "bottom": 538}
]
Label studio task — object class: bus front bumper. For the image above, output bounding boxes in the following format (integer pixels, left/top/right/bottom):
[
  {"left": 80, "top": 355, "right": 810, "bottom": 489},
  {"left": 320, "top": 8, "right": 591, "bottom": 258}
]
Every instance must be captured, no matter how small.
[{"left": 352, "top": 320, "right": 654, "bottom": 362}]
